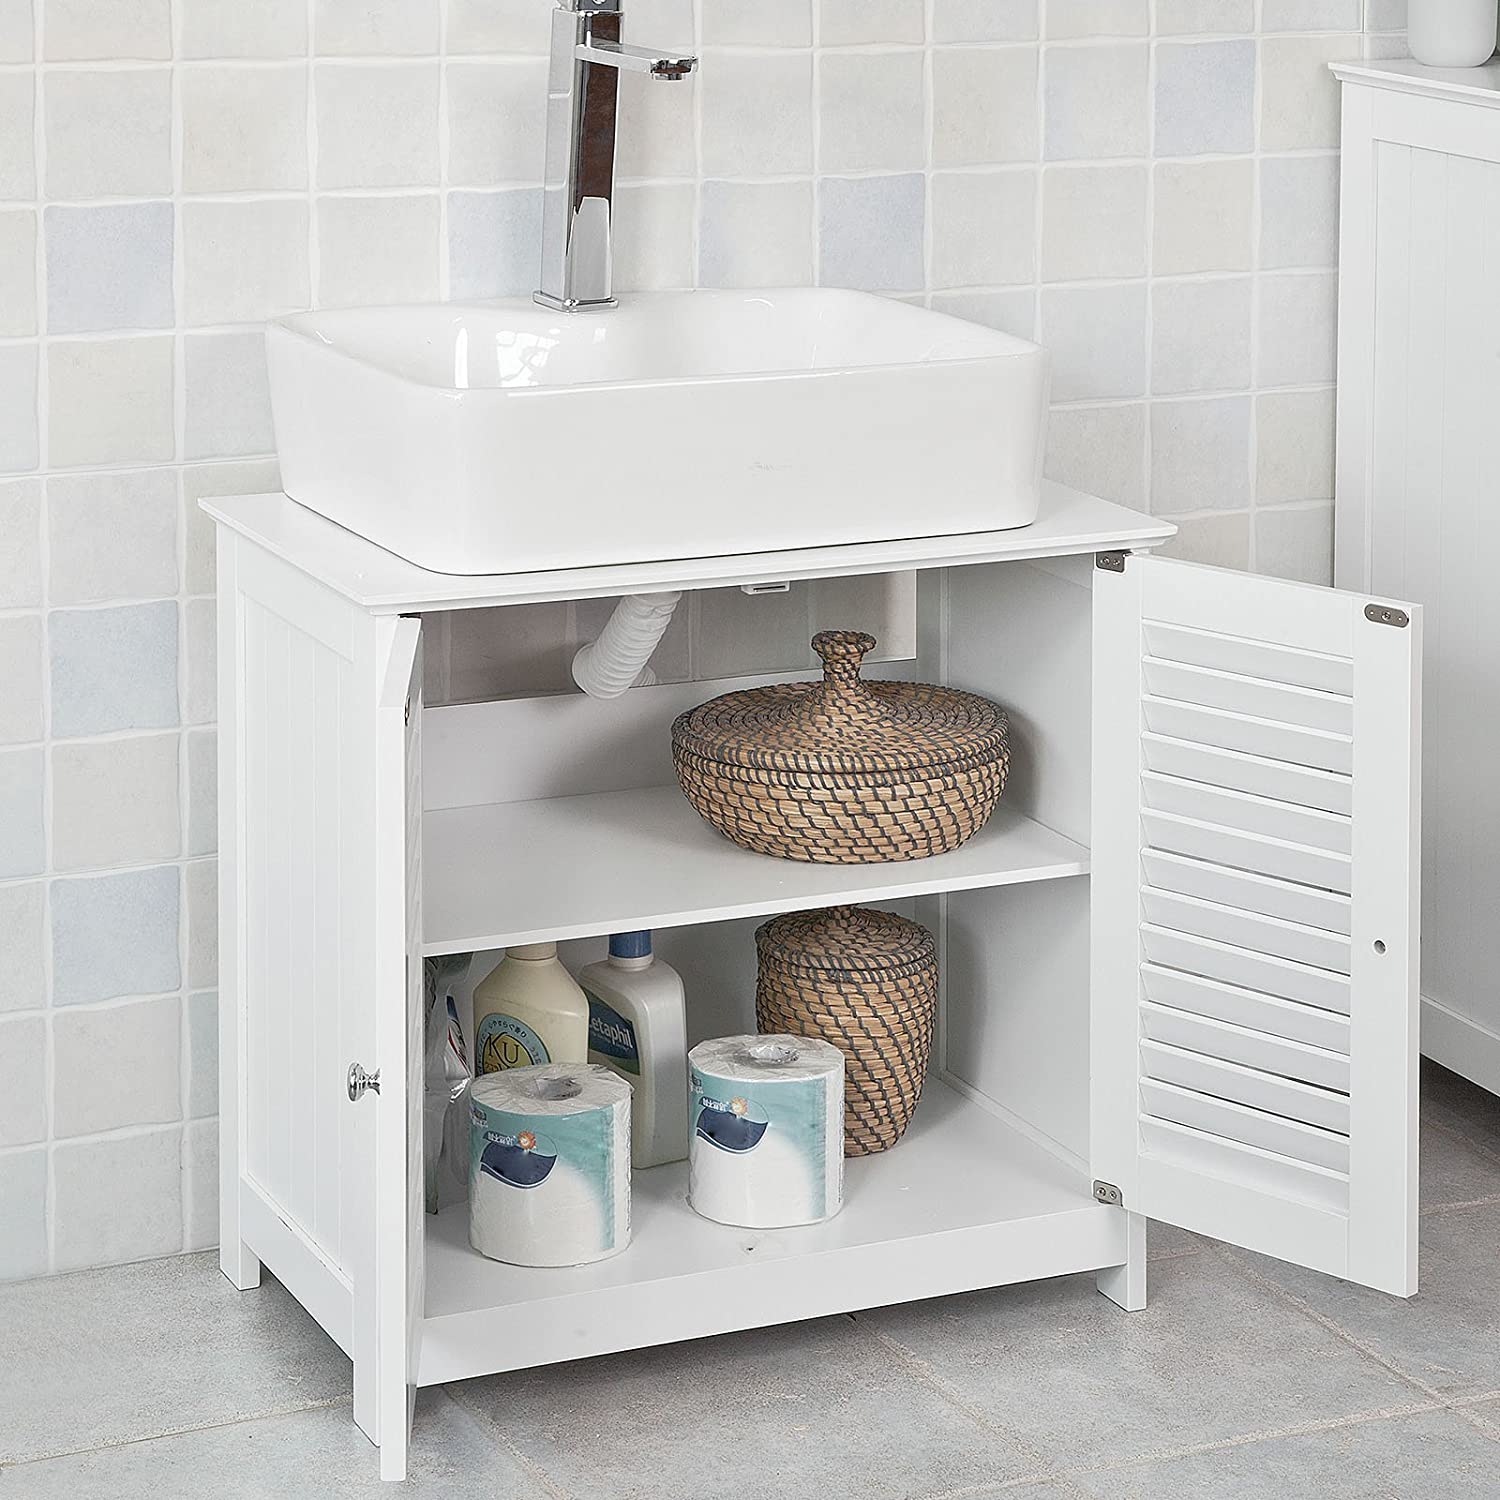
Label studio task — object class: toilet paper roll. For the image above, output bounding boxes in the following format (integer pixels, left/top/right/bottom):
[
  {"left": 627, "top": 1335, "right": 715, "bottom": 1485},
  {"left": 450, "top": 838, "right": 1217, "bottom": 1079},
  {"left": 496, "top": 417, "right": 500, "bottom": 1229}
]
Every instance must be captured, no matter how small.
[
  {"left": 688, "top": 1035, "right": 844, "bottom": 1229},
  {"left": 468, "top": 1062, "right": 631, "bottom": 1267}
]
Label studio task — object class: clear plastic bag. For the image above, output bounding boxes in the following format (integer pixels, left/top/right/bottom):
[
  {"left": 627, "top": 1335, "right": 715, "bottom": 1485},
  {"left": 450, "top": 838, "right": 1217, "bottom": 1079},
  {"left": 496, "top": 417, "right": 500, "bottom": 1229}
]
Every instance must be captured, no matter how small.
[{"left": 424, "top": 955, "right": 473, "bottom": 1214}]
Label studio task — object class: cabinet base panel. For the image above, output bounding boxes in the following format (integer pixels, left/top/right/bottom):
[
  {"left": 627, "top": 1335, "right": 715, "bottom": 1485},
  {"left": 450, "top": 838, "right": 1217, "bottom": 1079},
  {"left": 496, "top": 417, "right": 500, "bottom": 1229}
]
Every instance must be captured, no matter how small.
[{"left": 1423, "top": 994, "right": 1500, "bottom": 1100}]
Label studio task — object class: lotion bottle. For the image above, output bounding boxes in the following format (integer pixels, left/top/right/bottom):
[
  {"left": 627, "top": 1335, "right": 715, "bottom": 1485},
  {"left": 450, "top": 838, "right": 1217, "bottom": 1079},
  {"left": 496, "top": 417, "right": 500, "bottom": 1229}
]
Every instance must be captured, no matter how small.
[
  {"left": 580, "top": 931, "right": 688, "bottom": 1168},
  {"left": 472, "top": 943, "right": 589, "bottom": 1074}
]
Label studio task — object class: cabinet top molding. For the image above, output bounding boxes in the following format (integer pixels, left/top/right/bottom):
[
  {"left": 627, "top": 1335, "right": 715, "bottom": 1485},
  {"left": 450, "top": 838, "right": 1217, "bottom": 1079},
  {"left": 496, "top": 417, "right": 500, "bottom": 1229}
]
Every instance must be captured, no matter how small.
[
  {"left": 1331, "top": 58, "right": 1500, "bottom": 109},
  {"left": 203, "top": 485, "right": 1176, "bottom": 615}
]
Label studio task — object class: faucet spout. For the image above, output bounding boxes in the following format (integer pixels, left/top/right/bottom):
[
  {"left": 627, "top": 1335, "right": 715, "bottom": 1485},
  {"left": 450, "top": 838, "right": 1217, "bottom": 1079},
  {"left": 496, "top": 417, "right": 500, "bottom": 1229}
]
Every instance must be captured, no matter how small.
[{"left": 533, "top": 2, "right": 698, "bottom": 313}]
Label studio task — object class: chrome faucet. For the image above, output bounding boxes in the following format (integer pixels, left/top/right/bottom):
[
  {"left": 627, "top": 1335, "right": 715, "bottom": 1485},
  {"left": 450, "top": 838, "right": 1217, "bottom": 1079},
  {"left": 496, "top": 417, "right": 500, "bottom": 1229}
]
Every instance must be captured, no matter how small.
[{"left": 534, "top": 0, "right": 698, "bottom": 312}]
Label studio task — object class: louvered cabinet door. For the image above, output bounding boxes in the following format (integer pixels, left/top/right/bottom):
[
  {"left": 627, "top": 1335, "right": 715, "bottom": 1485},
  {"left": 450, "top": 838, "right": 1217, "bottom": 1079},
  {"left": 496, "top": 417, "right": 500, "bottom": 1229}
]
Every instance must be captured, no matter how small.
[{"left": 1091, "top": 556, "right": 1421, "bottom": 1297}]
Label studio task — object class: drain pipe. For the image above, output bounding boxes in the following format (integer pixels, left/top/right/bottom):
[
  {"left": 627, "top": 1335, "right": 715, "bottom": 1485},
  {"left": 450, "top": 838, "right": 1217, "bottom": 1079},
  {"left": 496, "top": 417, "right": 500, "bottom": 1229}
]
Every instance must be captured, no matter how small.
[{"left": 572, "top": 591, "right": 683, "bottom": 699}]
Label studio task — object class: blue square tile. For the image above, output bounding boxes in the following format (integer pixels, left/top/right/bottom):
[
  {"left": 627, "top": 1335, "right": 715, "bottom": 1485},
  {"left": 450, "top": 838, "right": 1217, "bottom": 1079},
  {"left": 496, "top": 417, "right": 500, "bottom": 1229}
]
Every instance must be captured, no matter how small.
[
  {"left": 50, "top": 600, "right": 178, "bottom": 738},
  {"left": 819, "top": 174, "right": 925, "bottom": 292},
  {"left": 0, "top": 745, "right": 44, "bottom": 877},
  {"left": 448, "top": 188, "right": 542, "bottom": 301},
  {"left": 52, "top": 864, "right": 180, "bottom": 1005},
  {"left": 46, "top": 203, "right": 174, "bottom": 335},
  {"left": 1155, "top": 41, "right": 1256, "bottom": 157}
]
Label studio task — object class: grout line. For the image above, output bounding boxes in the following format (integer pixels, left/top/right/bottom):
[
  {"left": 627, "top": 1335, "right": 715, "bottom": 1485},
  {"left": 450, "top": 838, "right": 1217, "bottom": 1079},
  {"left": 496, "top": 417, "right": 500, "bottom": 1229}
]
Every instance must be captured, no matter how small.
[{"left": 441, "top": 1383, "right": 578, "bottom": 1500}]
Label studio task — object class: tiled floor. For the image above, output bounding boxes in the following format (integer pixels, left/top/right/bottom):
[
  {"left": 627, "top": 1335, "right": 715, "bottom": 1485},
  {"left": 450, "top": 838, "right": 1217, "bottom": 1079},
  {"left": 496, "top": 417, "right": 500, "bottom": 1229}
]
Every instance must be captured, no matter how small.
[{"left": 5, "top": 1061, "right": 1500, "bottom": 1499}]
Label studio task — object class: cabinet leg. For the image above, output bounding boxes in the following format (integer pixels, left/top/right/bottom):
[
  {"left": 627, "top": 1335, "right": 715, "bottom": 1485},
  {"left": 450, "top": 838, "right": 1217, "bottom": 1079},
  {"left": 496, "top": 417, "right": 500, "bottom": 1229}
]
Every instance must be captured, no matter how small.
[
  {"left": 219, "top": 1238, "right": 262, "bottom": 1291},
  {"left": 1096, "top": 1211, "right": 1147, "bottom": 1312}
]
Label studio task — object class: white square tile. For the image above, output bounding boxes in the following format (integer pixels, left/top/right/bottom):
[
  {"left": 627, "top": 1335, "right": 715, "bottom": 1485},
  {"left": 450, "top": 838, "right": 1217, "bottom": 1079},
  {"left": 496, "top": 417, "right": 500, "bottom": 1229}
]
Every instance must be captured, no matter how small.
[
  {"left": 0, "top": 881, "right": 46, "bottom": 1013},
  {"left": 616, "top": 69, "right": 696, "bottom": 180},
  {"left": 612, "top": 182, "right": 696, "bottom": 292},
  {"left": 933, "top": 47, "right": 1037, "bottom": 167},
  {"left": 820, "top": 0, "right": 922, "bottom": 46},
  {"left": 316, "top": 63, "right": 440, "bottom": 189},
  {"left": 45, "top": 203, "right": 174, "bottom": 335},
  {"left": 0, "top": 73, "right": 35, "bottom": 199},
  {"left": 0, "top": 1, "right": 32, "bottom": 61},
  {"left": 1256, "top": 502, "right": 1333, "bottom": 584},
  {"left": 52, "top": 733, "right": 181, "bottom": 870},
  {"left": 188, "top": 990, "right": 218, "bottom": 1117},
  {"left": 1260, "top": 35, "right": 1346, "bottom": 151},
  {"left": 53, "top": 1126, "right": 183, "bottom": 1271},
  {"left": 1042, "top": 165, "right": 1146, "bottom": 282},
  {"left": 1366, "top": 0, "right": 1407, "bottom": 28},
  {"left": 316, "top": 195, "right": 441, "bottom": 309},
  {"left": 182, "top": 199, "right": 310, "bottom": 327},
  {"left": 1257, "top": 272, "right": 1337, "bottom": 386},
  {"left": 184, "top": 597, "right": 216, "bottom": 726},
  {"left": 446, "top": 60, "right": 547, "bottom": 186},
  {"left": 1156, "top": 0, "right": 1255, "bottom": 30},
  {"left": 47, "top": 338, "right": 174, "bottom": 469},
  {"left": 53, "top": 996, "right": 182, "bottom": 1137},
  {"left": 1260, "top": 154, "right": 1340, "bottom": 270},
  {"left": 446, "top": 187, "right": 541, "bottom": 299},
  {"left": 315, "top": 0, "right": 439, "bottom": 53},
  {"left": 1262, "top": 0, "right": 1360, "bottom": 29},
  {"left": 447, "top": 0, "right": 553, "bottom": 52},
  {"left": 1257, "top": 388, "right": 1335, "bottom": 503},
  {"left": 1046, "top": 0, "right": 1146, "bottom": 37},
  {"left": 704, "top": 0, "right": 809, "bottom": 44},
  {"left": 1045, "top": 403, "right": 1147, "bottom": 509},
  {"left": 44, "top": 0, "right": 169, "bottom": 59},
  {"left": 187, "top": 857, "right": 217, "bottom": 990},
  {"left": 0, "top": 345, "right": 39, "bottom": 474},
  {"left": 0, "top": 745, "right": 44, "bottom": 877},
  {"left": 184, "top": 332, "right": 274, "bottom": 462},
  {"left": 47, "top": 469, "right": 178, "bottom": 605},
  {"left": 931, "top": 289, "right": 1037, "bottom": 338},
  {"left": 0, "top": 614, "right": 42, "bottom": 745},
  {"left": 1151, "top": 277, "right": 1253, "bottom": 395},
  {"left": 819, "top": 174, "right": 925, "bottom": 292},
  {"left": 1160, "top": 511, "right": 1249, "bottom": 568},
  {"left": 701, "top": 52, "right": 813, "bottom": 176},
  {"left": 699, "top": 180, "right": 814, "bottom": 289},
  {"left": 1153, "top": 159, "right": 1254, "bottom": 275},
  {"left": 180, "top": 65, "right": 308, "bottom": 193},
  {"left": 43, "top": 69, "right": 171, "bottom": 199},
  {"left": 49, "top": 601, "right": 178, "bottom": 739},
  {"left": 0, "top": 211, "right": 37, "bottom": 337},
  {"left": 50, "top": 864, "right": 180, "bottom": 1005},
  {"left": 0, "top": 1015, "right": 46, "bottom": 1146},
  {"left": 0, "top": 480, "right": 41, "bottom": 607},
  {"left": 184, "top": 1117, "right": 219, "bottom": 1251},
  {"left": 181, "top": 460, "right": 278, "bottom": 596},
  {"left": 0, "top": 1150, "right": 47, "bottom": 1282},
  {"left": 186, "top": 728, "right": 217, "bottom": 857},
  {"left": 1150, "top": 395, "right": 1252, "bottom": 513},
  {"left": 1040, "top": 283, "right": 1149, "bottom": 401},
  {"left": 1044, "top": 43, "right": 1148, "bottom": 160},
  {"left": 180, "top": 0, "right": 306, "bottom": 57},
  {"left": 933, "top": 0, "right": 1037, "bottom": 41},
  {"left": 933, "top": 170, "right": 1037, "bottom": 289},
  {"left": 819, "top": 50, "right": 925, "bottom": 174},
  {"left": 1154, "top": 40, "right": 1256, "bottom": 156}
]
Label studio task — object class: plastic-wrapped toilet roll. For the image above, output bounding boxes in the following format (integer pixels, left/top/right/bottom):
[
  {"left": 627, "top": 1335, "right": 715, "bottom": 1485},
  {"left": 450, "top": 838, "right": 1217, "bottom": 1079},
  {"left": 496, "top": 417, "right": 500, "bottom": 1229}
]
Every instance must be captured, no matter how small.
[
  {"left": 469, "top": 1062, "right": 631, "bottom": 1267},
  {"left": 688, "top": 1035, "right": 844, "bottom": 1229}
]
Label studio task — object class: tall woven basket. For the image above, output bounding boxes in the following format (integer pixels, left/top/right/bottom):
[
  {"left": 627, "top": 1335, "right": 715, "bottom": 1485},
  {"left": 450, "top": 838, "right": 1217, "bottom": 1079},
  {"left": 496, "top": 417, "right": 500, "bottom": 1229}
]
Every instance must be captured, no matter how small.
[
  {"left": 672, "top": 630, "right": 1009, "bottom": 866},
  {"left": 755, "top": 905, "right": 938, "bottom": 1157}
]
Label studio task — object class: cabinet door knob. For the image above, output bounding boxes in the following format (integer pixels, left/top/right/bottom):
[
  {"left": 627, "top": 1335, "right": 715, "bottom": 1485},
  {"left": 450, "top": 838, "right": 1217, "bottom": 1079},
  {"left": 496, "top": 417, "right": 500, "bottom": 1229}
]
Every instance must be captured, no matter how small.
[{"left": 347, "top": 1063, "right": 381, "bottom": 1102}]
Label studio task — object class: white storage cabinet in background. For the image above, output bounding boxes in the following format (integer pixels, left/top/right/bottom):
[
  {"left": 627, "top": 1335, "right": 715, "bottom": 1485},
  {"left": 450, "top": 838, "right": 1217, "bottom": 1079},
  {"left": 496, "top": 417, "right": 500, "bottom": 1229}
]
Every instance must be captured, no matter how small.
[
  {"left": 1335, "top": 58, "right": 1500, "bottom": 1096},
  {"left": 210, "top": 483, "right": 1422, "bottom": 1480}
]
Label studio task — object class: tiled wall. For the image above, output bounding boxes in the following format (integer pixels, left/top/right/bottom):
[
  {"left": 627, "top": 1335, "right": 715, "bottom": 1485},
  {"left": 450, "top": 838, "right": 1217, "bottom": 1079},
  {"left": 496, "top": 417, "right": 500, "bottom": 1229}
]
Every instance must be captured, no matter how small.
[{"left": 0, "top": 0, "right": 1405, "bottom": 1281}]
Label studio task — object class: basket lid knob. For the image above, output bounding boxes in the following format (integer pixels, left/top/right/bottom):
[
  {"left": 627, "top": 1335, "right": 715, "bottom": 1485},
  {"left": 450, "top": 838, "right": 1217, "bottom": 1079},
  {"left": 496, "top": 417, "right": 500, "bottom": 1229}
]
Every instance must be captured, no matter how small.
[{"left": 811, "top": 630, "right": 876, "bottom": 683}]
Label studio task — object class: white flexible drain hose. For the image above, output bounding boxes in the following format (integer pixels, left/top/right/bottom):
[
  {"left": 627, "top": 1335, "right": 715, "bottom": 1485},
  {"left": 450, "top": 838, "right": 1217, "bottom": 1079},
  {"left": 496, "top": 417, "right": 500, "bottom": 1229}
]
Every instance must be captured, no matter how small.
[{"left": 571, "top": 591, "right": 683, "bottom": 699}]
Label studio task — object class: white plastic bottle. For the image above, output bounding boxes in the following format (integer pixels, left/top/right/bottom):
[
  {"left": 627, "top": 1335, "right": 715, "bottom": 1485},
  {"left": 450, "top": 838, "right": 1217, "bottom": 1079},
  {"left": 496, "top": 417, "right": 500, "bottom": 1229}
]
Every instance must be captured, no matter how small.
[
  {"left": 472, "top": 944, "right": 589, "bottom": 1075},
  {"left": 580, "top": 931, "right": 689, "bottom": 1168}
]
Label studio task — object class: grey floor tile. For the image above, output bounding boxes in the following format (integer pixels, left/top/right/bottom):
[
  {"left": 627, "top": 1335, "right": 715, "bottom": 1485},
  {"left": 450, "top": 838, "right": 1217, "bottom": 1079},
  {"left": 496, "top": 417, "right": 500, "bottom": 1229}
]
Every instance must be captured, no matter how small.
[
  {"left": 452, "top": 1314, "right": 1041, "bottom": 1500},
  {"left": 0, "top": 1391, "right": 547, "bottom": 1499},
  {"left": 1063, "top": 1407, "right": 1500, "bottom": 1500},
  {"left": 1421, "top": 1117, "right": 1500, "bottom": 1210},
  {"left": 0, "top": 1252, "right": 351, "bottom": 1463},
  {"left": 1230, "top": 1200, "right": 1500, "bottom": 1399},
  {"left": 1147, "top": 1221, "right": 1205, "bottom": 1260},
  {"left": 1423, "top": 1060, "right": 1500, "bottom": 1160},
  {"left": 859, "top": 1252, "right": 1420, "bottom": 1471}
]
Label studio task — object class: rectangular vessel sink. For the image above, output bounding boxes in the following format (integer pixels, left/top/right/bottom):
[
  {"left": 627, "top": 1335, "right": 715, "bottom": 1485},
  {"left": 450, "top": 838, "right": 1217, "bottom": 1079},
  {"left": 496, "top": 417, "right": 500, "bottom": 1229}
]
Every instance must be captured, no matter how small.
[{"left": 267, "top": 289, "right": 1050, "bottom": 576}]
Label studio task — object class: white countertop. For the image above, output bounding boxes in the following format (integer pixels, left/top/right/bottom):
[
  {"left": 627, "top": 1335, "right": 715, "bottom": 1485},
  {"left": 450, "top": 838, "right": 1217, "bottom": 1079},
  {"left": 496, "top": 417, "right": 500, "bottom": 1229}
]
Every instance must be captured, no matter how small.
[{"left": 1332, "top": 56, "right": 1500, "bottom": 107}]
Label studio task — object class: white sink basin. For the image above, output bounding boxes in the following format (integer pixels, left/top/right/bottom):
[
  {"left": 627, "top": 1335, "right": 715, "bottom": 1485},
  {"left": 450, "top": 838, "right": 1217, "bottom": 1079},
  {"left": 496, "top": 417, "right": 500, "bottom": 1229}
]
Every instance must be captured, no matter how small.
[{"left": 267, "top": 289, "right": 1050, "bottom": 576}]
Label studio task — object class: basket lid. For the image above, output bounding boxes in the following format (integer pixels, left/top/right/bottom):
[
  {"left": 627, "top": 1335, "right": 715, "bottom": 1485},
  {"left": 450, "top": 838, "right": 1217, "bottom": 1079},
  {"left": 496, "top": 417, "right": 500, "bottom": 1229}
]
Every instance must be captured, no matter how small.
[
  {"left": 672, "top": 630, "right": 1007, "bottom": 776},
  {"left": 755, "top": 905, "right": 935, "bottom": 973}
]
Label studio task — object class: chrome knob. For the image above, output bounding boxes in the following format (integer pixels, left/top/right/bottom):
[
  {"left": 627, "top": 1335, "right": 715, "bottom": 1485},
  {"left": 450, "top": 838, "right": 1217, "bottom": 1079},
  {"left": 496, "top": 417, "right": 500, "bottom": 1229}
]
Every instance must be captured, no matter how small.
[{"left": 347, "top": 1063, "right": 381, "bottom": 1102}]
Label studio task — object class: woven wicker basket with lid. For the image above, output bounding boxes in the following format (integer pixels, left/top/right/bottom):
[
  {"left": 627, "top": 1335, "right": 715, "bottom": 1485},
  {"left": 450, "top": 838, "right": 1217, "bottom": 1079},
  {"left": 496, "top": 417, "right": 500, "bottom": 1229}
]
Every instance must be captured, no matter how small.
[
  {"left": 672, "top": 629, "right": 1009, "bottom": 865},
  {"left": 755, "top": 904, "right": 937, "bottom": 1156}
]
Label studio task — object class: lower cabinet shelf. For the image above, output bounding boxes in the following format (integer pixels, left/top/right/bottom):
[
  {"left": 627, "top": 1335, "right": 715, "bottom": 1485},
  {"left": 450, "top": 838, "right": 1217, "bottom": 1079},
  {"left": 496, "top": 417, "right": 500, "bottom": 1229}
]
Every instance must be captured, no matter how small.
[{"left": 418, "top": 1080, "right": 1124, "bottom": 1387}]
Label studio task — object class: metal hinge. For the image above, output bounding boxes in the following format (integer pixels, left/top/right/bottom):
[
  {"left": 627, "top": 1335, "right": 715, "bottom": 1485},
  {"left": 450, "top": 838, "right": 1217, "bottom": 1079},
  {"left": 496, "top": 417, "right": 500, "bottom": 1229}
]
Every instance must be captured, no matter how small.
[
  {"left": 347, "top": 1063, "right": 381, "bottom": 1102},
  {"left": 1364, "top": 603, "right": 1410, "bottom": 629},
  {"left": 1093, "top": 1180, "right": 1123, "bottom": 1207},
  {"left": 1095, "top": 551, "right": 1127, "bottom": 574}
]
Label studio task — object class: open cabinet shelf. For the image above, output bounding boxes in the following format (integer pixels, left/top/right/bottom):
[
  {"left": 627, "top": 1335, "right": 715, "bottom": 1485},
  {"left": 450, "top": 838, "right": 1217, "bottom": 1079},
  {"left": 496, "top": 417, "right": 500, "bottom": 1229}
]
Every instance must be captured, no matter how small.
[
  {"left": 422, "top": 787, "right": 1090, "bottom": 955},
  {"left": 417, "top": 1078, "right": 1123, "bottom": 1386}
]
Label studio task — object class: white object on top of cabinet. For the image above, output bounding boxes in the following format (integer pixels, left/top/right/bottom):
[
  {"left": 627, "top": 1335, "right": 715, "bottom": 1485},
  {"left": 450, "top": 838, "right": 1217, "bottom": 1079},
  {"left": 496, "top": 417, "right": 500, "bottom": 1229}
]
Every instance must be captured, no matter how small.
[
  {"left": 209, "top": 485, "right": 1421, "bottom": 1481},
  {"left": 1334, "top": 58, "right": 1500, "bottom": 1100}
]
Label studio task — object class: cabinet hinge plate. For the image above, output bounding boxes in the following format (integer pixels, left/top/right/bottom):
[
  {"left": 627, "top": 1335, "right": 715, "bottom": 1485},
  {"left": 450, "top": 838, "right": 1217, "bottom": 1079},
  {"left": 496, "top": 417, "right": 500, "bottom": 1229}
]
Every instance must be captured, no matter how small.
[
  {"left": 1364, "top": 603, "right": 1409, "bottom": 629},
  {"left": 1093, "top": 1180, "right": 1123, "bottom": 1207},
  {"left": 1095, "top": 551, "right": 1127, "bottom": 574}
]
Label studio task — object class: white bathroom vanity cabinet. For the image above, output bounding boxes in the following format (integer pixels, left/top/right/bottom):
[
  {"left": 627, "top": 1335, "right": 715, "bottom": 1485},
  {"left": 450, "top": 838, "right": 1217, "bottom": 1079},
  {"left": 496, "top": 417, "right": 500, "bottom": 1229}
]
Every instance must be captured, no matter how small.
[{"left": 209, "top": 483, "right": 1422, "bottom": 1480}]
